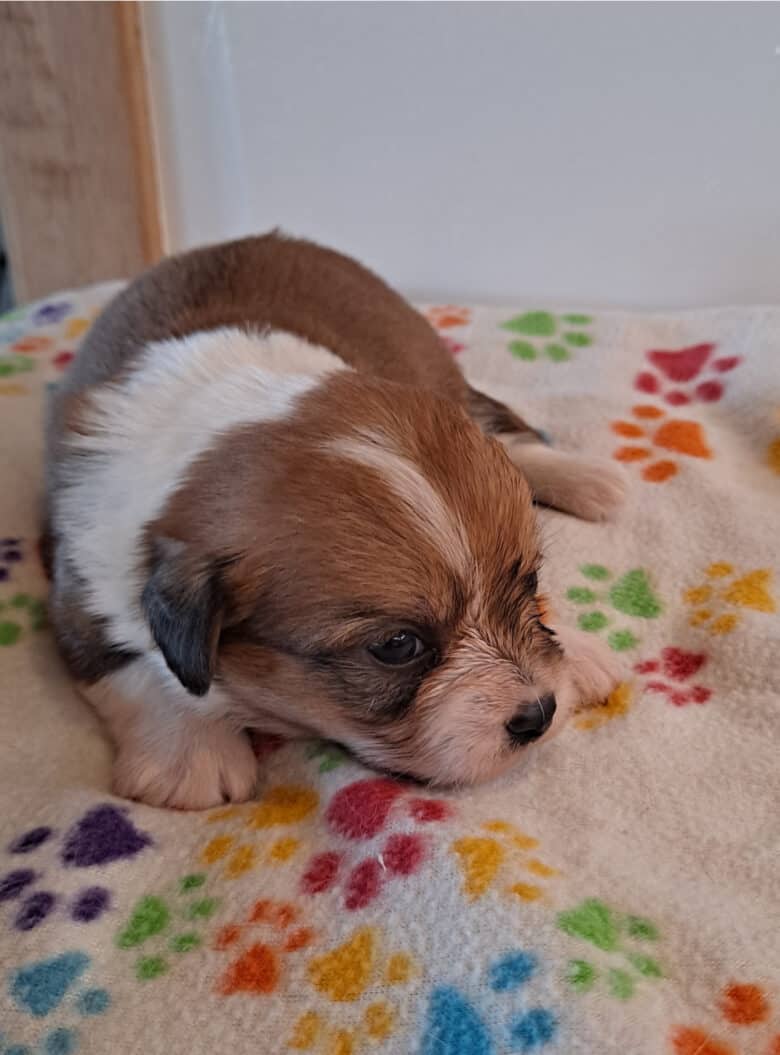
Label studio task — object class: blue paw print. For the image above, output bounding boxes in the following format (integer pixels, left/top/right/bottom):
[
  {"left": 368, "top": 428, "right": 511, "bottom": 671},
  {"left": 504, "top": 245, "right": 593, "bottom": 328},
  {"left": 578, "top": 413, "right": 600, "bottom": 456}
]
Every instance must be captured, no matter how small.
[
  {"left": 2, "top": 951, "right": 111, "bottom": 1055},
  {"left": 420, "top": 949, "right": 558, "bottom": 1054}
]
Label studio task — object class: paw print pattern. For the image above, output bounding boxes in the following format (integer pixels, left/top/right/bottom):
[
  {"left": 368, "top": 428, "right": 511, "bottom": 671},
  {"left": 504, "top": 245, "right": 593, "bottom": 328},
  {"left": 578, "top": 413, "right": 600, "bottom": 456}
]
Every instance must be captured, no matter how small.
[
  {"left": 424, "top": 305, "right": 471, "bottom": 355},
  {"left": 1, "top": 806, "right": 151, "bottom": 934},
  {"left": 116, "top": 873, "right": 220, "bottom": 981},
  {"left": 0, "top": 593, "right": 46, "bottom": 646},
  {"left": 683, "top": 562, "right": 776, "bottom": 635},
  {"left": 32, "top": 301, "right": 74, "bottom": 327},
  {"left": 502, "top": 310, "right": 592, "bottom": 363},
  {"left": 574, "top": 682, "right": 633, "bottom": 731},
  {"left": 300, "top": 779, "right": 452, "bottom": 911},
  {"left": 0, "top": 381, "right": 30, "bottom": 397},
  {"left": 634, "top": 647, "right": 712, "bottom": 707},
  {"left": 305, "top": 741, "right": 349, "bottom": 773},
  {"left": 452, "top": 819, "right": 558, "bottom": 904},
  {"left": 424, "top": 305, "right": 471, "bottom": 330},
  {"left": 5, "top": 951, "right": 111, "bottom": 1055},
  {"left": 565, "top": 564, "right": 663, "bottom": 651},
  {"left": 0, "top": 354, "right": 35, "bottom": 381},
  {"left": 671, "top": 981, "right": 780, "bottom": 1055},
  {"left": 200, "top": 785, "right": 319, "bottom": 879},
  {"left": 214, "top": 898, "right": 314, "bottom": 996},
  {"left": 769, "top": 435, "right": 780, "bottom": 475},
  {"left": 10, "top": 336, "right": 52, "bottom": 355},
  {"left": 0, "top": 538, "right": 24, "bottom": 583},
  {"left": 635, "top": 342, "right": 741, "bottom": 406},
  {"left": 612, "top": 404, "right": 712, "bottom": 482},
  {"left": 419, "top": 949, "right": 559, "bottom": 1053},
  {"left": 557, "top": 898, "right": 663, "bottom": 1000},
  {"left": 289, "top": 927, "right": 415, "bottom": 1053}
]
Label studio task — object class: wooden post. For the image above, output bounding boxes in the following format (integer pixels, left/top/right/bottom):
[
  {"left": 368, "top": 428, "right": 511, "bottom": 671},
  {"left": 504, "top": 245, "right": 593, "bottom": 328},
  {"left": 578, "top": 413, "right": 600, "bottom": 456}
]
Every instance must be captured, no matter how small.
[{"left": 0, "top": 1, "right": 162, "bottom": 303}]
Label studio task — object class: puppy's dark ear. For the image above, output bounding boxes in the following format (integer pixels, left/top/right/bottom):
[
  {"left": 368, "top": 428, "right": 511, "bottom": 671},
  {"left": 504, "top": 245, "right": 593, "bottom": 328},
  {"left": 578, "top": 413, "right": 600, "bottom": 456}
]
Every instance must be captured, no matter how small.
[{"left": 142, "top": 538, "right": 225, "bottom": 696}]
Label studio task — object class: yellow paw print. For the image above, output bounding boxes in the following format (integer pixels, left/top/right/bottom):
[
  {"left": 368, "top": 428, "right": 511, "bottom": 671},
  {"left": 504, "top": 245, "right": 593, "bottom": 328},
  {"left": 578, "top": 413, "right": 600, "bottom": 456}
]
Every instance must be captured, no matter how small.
[
  {"left": 768, "top": 437, "right": 780, "bottom": 475},
  {"left": 200, "top": 785, "right": 319, "bottom": 878},
  {"left": 452, "top": 819, "right": 559, "bottom": 904},
  {"left": 575, "top": 682, "right": 633, "bottom": 731},
  {"left": 683, "top": 562, "right": 776, "bottom": 635},
  {"left": 289, "top": 928, "right": 415, "bottom": 1054}
]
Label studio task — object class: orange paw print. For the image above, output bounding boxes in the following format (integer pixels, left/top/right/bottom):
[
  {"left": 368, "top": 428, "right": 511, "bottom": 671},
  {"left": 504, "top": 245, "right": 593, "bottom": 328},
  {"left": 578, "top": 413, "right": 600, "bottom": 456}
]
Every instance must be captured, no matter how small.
[
  {"left": 671, "top": 982, "right": 779, "bottom": 1055},
  {"left": 452, "top": 819, "right": 559, "bottom": 904},
  {"left": 214, "top": 898, "right": 314, "bottom": 995},
  {"left": 611, "top": 405, "right": 712, "bottom": 482},
  {"left": 11, "top": 335, "right": 52, "bottom": 354},
  {"left": 424, "top": 305, "right": 471, "bottom": 330}
]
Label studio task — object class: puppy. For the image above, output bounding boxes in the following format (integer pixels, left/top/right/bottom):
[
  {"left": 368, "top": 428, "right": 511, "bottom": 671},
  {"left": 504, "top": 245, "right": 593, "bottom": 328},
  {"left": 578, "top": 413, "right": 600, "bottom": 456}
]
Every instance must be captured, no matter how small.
[{"left": 44, "top": 232, "right": 625, "bottom": 809}]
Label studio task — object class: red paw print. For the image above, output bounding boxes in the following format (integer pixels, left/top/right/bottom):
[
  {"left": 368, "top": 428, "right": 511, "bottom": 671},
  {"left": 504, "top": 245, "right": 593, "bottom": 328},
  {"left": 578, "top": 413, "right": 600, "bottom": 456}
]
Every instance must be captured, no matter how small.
[
  {"left": 635, "top": 343, "right": 741, "bottom": 406},
  {"left": 634, "top": 647, "right": 711, "bottom": 707},
  {"left": 671, "top": 981, "right": 779, "bottom": 1055},
  {"left": 53, "top": 350, "right": 75, "bottom": 371},
  {"left": 440, "top": 336, "right": 465, "bottom": 356},
  {"left": 300, "top": 779, "right": 452, "bottom": 911}
]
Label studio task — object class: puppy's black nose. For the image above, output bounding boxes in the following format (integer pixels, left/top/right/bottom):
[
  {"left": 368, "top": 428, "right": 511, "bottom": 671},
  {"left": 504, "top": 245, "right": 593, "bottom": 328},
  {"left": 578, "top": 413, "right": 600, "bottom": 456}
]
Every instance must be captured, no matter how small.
[{"left": 506, "top": 694, "right": 556, "bottom": 746}]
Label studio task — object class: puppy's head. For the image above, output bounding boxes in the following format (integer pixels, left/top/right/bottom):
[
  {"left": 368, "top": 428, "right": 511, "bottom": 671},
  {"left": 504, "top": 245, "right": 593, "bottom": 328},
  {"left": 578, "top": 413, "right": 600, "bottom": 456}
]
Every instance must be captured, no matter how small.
[{"left": 143, "top": 371, "right": 577, "bottom": 786}]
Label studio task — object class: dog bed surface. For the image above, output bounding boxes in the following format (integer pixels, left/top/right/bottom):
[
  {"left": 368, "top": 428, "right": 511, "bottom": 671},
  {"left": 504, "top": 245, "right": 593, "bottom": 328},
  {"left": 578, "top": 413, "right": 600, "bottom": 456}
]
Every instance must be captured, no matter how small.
[{"left": 1, "top": 289, "right": 778, "bottom": 1055}]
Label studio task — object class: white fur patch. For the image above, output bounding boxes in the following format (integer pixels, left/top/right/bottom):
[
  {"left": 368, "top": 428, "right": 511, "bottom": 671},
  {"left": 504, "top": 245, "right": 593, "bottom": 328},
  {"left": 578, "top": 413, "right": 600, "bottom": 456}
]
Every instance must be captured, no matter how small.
[
  {"left": 57, "top": 327, "right": 346, "bottom": 648},
  {"left": 328, "top": 428, "right": 471, "bottom": 575},
  {"left": 500, "top": 438, "right": 629, "bottom": 521}
]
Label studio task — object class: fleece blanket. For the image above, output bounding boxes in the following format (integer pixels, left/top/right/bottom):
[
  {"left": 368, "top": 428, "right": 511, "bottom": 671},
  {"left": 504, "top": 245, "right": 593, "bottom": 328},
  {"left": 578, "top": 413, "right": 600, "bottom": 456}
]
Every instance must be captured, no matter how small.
[{"left": 0, "top": 288, "right": 778, "bottom": 1055}]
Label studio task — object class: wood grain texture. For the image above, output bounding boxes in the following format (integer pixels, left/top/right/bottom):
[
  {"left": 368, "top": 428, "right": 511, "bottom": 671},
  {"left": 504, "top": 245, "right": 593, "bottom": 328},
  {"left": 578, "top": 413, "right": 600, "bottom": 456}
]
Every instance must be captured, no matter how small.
[{"left": 0, "top": 2, "right": 162, "bottom": 302}]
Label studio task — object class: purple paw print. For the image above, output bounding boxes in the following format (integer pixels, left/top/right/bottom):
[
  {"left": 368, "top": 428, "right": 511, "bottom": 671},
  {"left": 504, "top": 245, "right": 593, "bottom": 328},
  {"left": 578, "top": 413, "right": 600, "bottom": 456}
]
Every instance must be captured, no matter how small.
[
  {"left": 0, "top": 537, "right": 24, "bottom": 582},
  {"left": 1, "top": 806, "right": 152, "bottom": 933},
  {"left": 32, "top": 301, "right": 73, "bottom": 326}
]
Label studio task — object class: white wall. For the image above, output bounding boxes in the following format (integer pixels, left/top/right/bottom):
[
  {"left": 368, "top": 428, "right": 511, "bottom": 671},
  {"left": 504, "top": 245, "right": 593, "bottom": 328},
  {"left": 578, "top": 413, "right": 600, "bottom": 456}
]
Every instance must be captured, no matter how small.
[{"left": 143, "top": 2, "right": 780, "bottom": 309}]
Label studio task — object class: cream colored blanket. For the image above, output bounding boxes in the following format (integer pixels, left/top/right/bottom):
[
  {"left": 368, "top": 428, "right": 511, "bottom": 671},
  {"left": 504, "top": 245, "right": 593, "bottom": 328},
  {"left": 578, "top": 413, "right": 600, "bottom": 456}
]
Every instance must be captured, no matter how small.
[{"left": 1, "top": 289, "right": 778, "bottom": 1055}]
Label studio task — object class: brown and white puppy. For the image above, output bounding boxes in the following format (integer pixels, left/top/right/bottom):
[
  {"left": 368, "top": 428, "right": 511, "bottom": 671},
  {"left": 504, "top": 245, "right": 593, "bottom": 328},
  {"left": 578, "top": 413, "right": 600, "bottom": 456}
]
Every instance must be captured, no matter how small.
[{"left": 44, "top": 232, "right": 625, "bottom": 809}]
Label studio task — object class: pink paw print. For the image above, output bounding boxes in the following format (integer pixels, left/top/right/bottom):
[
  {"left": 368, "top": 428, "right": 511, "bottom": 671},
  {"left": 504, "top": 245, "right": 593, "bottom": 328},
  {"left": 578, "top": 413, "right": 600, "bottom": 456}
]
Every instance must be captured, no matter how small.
[
  {"left": 635, "top": 343, "right": 741, "bottom": 406},
  {"left": 634, "top": 647, "right": 712, "bottom": 707},
  {"left": 440, "top": 336, "right": 465, "bottom": 356},
  {"left": 300, "top": 779, "right": 452, "bottom": 911}
]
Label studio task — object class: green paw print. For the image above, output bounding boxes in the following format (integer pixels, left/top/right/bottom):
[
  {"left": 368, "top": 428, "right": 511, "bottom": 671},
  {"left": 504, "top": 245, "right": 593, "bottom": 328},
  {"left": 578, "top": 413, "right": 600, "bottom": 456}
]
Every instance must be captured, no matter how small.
[
  {"left": 565, "top": 564, "right": 662, "bottom": 651},
  {"left": 558, "top": 898, "right": 662, "bottom": 1000},
  {"left": 0, "top": 593, "right": 47, "bottom": 646},
  {"left": 0, "top": 354, "right": 35, "bottom": 378},
  {"left": 305, "top": 740, "right": 349, "bottom": 773},
  {"left": 116, "top": 873, "right": 220, "bottom": 981},
  {"left": 502, "top": 311, "right": 592, "bottom": 362}
]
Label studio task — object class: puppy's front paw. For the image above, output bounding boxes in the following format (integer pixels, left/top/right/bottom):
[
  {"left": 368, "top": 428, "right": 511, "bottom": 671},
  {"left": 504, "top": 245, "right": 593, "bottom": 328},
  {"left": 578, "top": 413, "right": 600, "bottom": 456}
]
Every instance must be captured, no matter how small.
[
  {"left": 562, "top": 457, "right": 629, "bottom": 522},
  {"left": 554, "top": 624, "right": 623, "bottom": 709},
  {"left": 114, "top": 722, "right": 258, "bottom": 810}
]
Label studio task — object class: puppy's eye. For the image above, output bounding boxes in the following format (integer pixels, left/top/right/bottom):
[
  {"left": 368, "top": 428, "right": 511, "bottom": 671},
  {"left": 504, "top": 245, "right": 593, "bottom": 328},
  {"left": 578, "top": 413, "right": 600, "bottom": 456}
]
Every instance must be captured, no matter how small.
[
  {"left": 369, "top": 631, "right": 428, "bottom": 666},
  {"left": 523, "top": 570, "right": 538, "bottom": 593}
]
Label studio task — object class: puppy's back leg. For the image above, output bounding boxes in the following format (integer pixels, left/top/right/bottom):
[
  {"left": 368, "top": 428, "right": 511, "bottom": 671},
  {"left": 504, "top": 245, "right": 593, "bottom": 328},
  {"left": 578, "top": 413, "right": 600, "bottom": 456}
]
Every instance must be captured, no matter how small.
[{"left": 466, "top": 385, "right": 628, "bottom": 522}]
